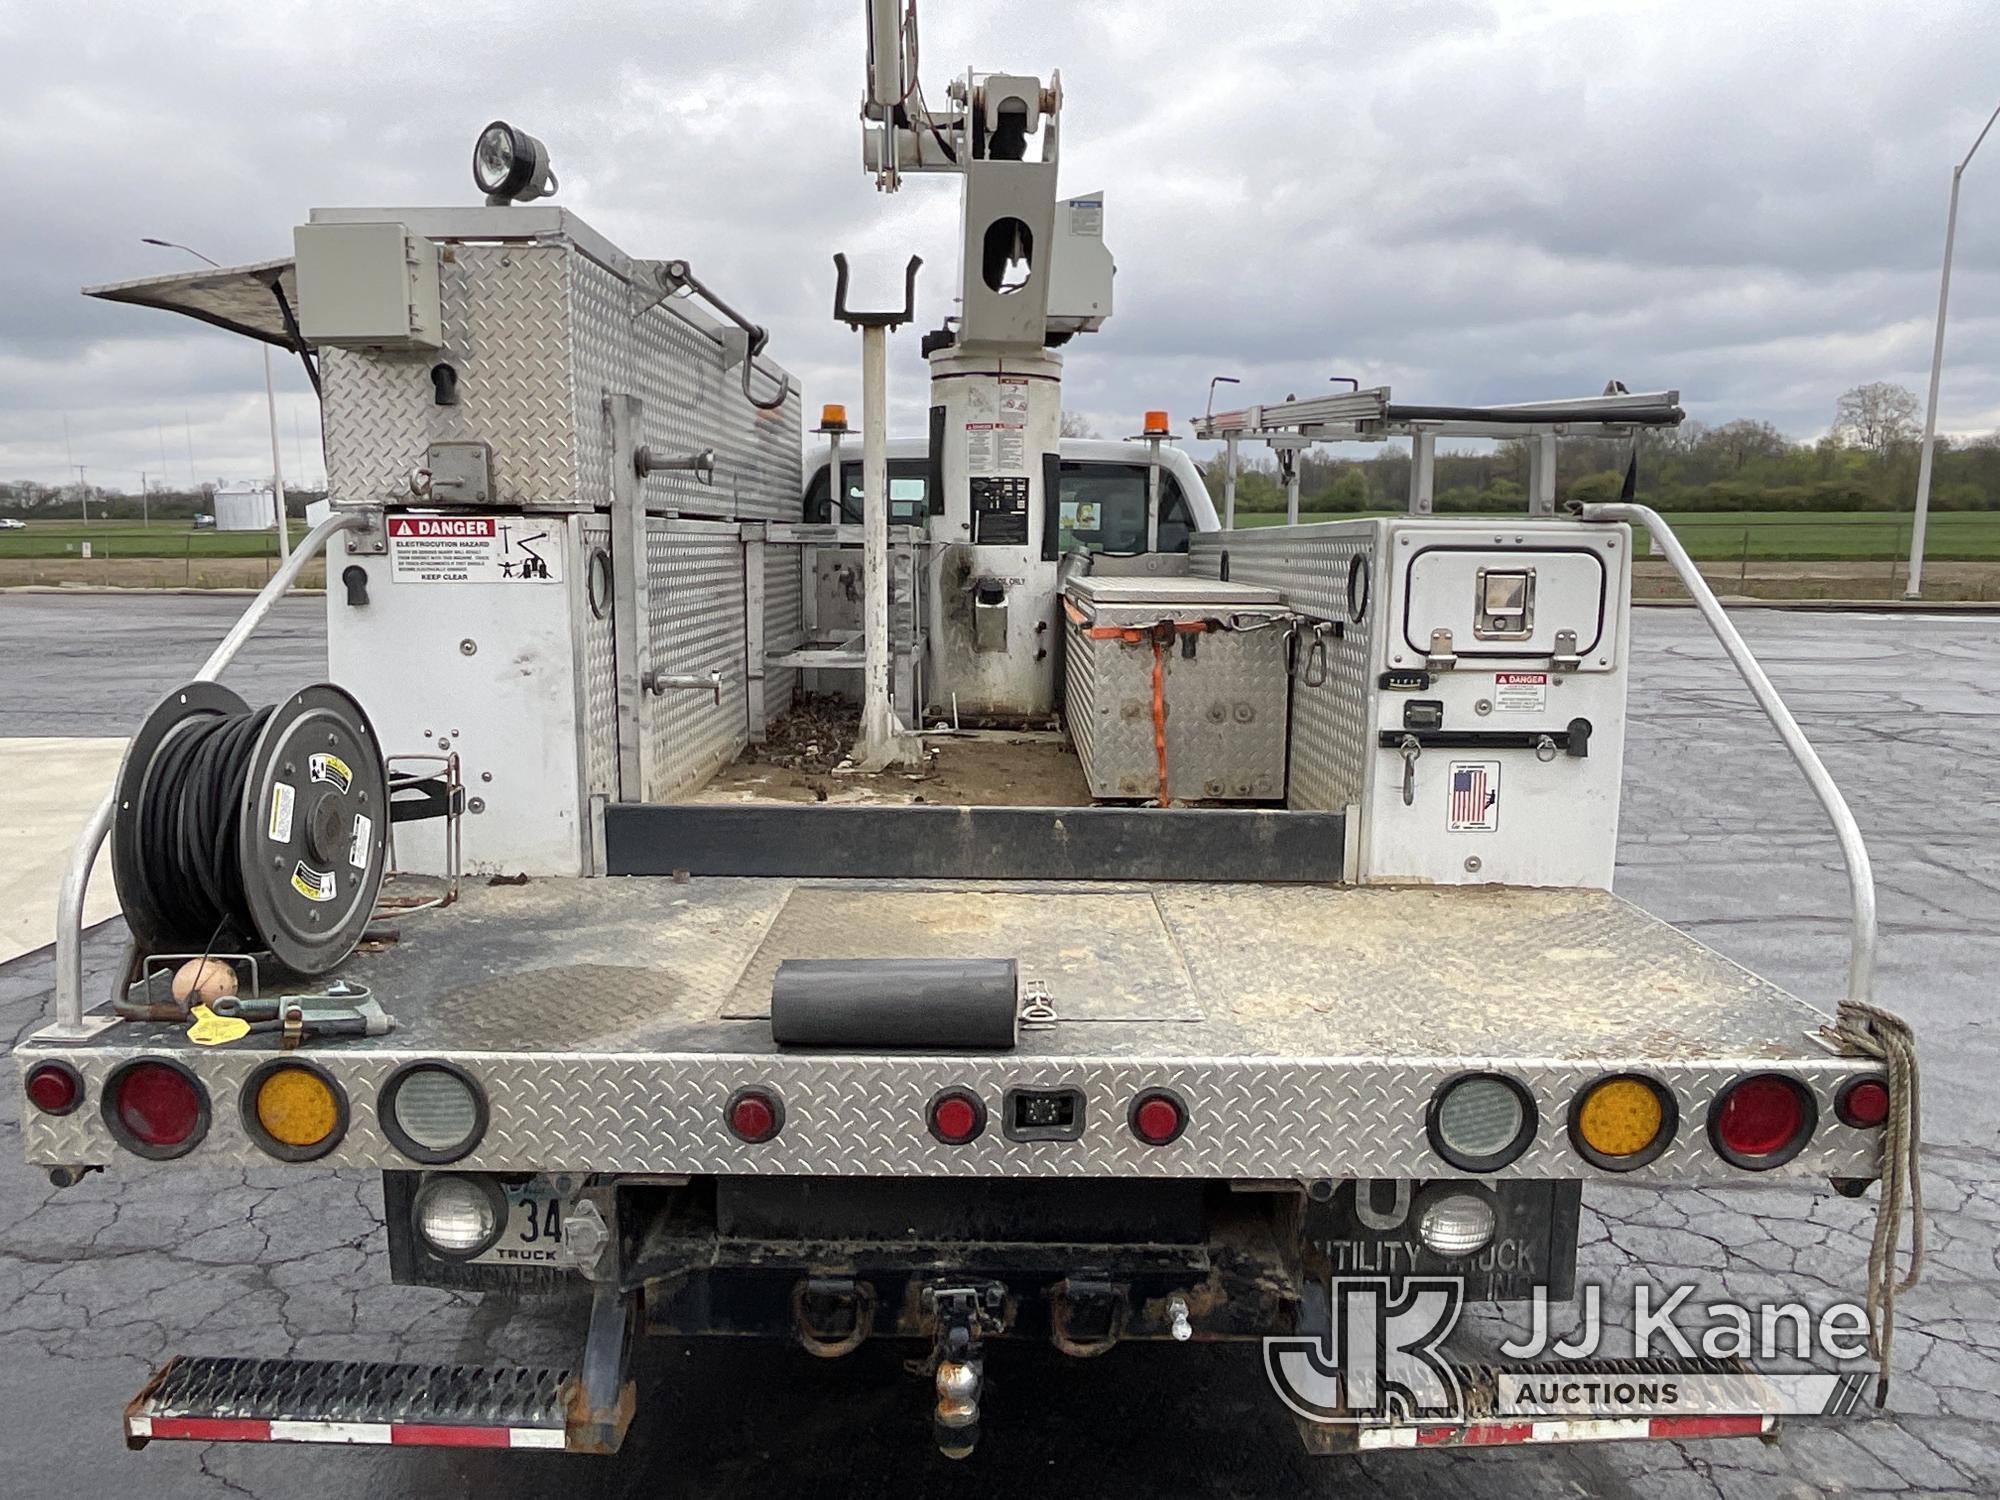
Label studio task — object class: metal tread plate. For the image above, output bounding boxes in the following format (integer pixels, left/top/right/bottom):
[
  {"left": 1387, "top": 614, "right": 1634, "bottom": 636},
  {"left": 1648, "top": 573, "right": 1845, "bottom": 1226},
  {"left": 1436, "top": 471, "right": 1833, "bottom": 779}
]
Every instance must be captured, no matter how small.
[
  {"left": 21, "top": 877, "right": 1882, "bottom": 1183},
  {"left": 126, "top": 1354, "right": 572, "bottom": 1450}
]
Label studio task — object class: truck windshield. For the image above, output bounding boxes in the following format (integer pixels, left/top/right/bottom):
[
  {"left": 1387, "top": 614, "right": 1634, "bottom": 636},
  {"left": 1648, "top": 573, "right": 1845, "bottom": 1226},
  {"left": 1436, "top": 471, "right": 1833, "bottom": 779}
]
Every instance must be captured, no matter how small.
[
  {"left": 801, "top": 456, "right": 1192, "bottom": 553},
  {"left": 1057, "top": 462, "right": 1192, "bottom": 554},
  {"left": 803, "top": 461, "right": 932, "bottom": 525}
]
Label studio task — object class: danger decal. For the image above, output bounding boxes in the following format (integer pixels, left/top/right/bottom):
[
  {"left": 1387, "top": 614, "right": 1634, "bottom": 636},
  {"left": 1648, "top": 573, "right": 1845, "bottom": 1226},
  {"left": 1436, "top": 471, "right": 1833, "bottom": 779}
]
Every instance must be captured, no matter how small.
[
  {"left": 1493, "top": 672, "right": 1547, "bottom": 713},
  {"left": 387, "top": 514, "right": 563, "bottom": 585}
]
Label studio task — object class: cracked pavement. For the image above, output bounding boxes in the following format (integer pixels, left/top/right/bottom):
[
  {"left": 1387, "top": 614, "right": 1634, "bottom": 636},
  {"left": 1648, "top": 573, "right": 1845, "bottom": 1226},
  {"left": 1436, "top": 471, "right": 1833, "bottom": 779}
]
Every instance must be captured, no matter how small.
[{"left": 1, "top": 596, "right": 1995, "bottom": 1496}]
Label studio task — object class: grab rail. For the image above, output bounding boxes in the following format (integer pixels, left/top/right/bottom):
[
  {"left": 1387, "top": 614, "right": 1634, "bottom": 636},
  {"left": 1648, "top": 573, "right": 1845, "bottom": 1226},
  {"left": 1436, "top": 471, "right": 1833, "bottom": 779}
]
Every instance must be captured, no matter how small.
[
  {"left": 1578, "top": 501, "right": 1876, "bottom": 1007},
  {"left": 42, "top": 510, "right": 366, "bottom": 1040}
]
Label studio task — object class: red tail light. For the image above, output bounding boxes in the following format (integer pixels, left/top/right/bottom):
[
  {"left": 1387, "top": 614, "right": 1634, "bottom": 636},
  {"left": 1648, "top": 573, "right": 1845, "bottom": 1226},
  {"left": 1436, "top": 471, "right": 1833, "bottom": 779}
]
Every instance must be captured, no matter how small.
[
  {"left": 1709, "top": 1074, "right": 1814, "bottom": 1169},
  {"left": 927, "top": 1089, "right": 985, "bottom": 1145},
  {"left": 1129, "top": 1089, "right": 1187, "bottom": 1147},
  {"left": 1836, "top": 1078, "right": 1890, "bottom": 1129},
  {"left": 25, "top": 1062, "right": 83, "bottom": 1117},
  {"left": 726, "top": 1087, "right": 783, "bottom": 1143},
  {"left": 105, "top": 1060, "right": 209, "bottom": 1158}
]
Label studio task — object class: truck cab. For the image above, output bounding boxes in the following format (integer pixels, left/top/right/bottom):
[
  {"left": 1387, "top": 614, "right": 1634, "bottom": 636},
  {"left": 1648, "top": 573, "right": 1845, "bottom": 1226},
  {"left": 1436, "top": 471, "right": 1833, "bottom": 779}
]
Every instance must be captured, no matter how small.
[{"left": 803, "top": 437, "right": 1220, "bottom": 556}]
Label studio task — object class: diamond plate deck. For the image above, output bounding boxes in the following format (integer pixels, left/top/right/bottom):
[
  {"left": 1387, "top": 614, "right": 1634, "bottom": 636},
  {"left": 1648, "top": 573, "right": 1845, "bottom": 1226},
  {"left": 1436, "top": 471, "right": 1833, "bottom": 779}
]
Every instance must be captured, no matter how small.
[{"left": 20, "top": 878, "right": 1882, "bottom": 1185}]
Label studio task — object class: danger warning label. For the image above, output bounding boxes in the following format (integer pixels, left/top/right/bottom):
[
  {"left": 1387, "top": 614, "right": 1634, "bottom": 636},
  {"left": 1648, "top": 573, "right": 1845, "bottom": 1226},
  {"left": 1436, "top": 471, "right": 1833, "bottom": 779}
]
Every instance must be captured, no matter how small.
[
  {"left": 1493, "top": 672, "right": 1547, "bottom": 713},
  {"left": 387, "top": 515, "right": 563, "bottom": 585}
]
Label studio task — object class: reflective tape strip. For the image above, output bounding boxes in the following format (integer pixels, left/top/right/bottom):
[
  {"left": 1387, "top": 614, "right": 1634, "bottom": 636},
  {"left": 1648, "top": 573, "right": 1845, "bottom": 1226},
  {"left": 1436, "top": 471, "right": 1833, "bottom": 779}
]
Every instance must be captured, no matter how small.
[
  {"left": 127, "top": 1413, "right": 566, "bottom": 1449},
  {"left": 1358, "top": 1412, "right": 1773, "bottom": 1450},
  {"left": 1648, "top": 1414, "right": 1774, "bottom": 1441},
  {"left": 271, "top": 1420, "right": 393, "bottom": 1444}
]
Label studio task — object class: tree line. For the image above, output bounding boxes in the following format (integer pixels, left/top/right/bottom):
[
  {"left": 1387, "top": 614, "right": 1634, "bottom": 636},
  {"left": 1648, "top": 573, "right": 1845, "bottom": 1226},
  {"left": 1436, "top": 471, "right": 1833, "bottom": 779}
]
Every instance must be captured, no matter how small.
[
  {"left": 1197, "top": 382, "right": 2000, "bottom": 515},
  {"left": 0, "top": 481, "right": 326, "bottom": 522}
]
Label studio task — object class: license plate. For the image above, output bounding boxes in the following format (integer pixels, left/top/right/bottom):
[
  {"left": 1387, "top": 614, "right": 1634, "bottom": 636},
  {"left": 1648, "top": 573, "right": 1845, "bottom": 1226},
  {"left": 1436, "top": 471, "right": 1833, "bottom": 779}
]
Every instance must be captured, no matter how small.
[{"left": 472, "top": 1180, "right": 568, "bottom": 1267}]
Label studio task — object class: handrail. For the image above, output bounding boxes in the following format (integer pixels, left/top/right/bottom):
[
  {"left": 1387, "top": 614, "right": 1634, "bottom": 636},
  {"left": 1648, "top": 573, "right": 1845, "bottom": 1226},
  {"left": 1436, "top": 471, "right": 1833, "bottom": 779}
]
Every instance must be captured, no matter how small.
[
  {"left": 43, "top": 511, "right": 365, "bottom": 1039},
  {"left": 1578, "top": 501, "right": 1876, "bottom": 1008}
]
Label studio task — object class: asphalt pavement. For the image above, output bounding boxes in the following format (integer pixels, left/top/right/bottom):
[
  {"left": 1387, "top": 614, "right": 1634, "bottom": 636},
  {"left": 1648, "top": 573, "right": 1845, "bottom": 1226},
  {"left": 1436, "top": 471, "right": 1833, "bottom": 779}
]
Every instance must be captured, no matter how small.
[{"left": 1, "top": 595, "right": 1995, "bottom": 1497}]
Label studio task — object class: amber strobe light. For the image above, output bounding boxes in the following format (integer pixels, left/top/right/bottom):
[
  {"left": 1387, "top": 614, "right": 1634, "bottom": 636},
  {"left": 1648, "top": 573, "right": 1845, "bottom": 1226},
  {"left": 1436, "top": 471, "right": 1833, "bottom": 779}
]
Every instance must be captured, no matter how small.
[
  {"left": 819, "top": 403, "right": 849, "bottom": 430},
  {"left": 1142, "top": 409, "right": 1170, "bottom": 435},
  {"left": 1569, "top": 1074, "right": 1674, "bottom": 1171}
]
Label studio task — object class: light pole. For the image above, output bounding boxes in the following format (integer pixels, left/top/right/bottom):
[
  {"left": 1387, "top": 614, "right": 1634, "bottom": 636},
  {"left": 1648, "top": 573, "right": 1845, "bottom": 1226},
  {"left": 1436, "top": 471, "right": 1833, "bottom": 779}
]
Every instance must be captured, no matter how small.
[
  {"left": 1207, "top": 375, "right": 1241, "bottom": 528},
  {"left": 140, "top": 237, "right": 292, "bottom": 563},
  {"left": 1906, "top": 101, "right": 2000, "bottom": 599}
]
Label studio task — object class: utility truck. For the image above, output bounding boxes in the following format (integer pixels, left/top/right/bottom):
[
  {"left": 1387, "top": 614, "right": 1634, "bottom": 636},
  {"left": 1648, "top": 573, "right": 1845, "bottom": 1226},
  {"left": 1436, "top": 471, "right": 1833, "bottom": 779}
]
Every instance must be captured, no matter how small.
[{"left": 17, "top": 1, "right": 1916, "bottom": 1464}]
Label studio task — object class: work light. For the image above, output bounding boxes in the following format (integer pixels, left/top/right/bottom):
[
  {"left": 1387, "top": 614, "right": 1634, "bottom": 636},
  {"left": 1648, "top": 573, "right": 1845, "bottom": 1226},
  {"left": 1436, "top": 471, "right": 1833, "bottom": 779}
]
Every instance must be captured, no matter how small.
[{"left": 473, "top": 120, "right": 557, "bottom": 205}]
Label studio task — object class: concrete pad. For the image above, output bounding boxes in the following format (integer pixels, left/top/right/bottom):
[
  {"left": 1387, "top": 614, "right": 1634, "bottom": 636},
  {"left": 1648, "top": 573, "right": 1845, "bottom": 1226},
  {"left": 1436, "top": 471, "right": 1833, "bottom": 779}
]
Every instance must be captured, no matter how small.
[{"left": 0, "top": 738, "right": 125, "bottom": 962}]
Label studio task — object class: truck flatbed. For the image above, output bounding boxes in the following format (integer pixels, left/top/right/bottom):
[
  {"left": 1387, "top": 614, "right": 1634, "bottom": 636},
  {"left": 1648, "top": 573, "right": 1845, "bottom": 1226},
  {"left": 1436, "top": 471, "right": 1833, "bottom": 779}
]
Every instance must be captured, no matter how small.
[{"left": 22, "top": 875, "right": 1878, "bottom": 1186}]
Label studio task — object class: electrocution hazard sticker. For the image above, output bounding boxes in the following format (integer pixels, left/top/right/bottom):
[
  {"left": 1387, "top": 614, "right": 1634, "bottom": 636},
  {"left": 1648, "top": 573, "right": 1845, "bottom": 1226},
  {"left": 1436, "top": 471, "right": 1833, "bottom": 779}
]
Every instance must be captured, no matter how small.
[
  {"left": 388, "top": 515, "right": 563, "bottom": 584},
  {"left": 291, "top": 862, "right": 338, "bottom": 903},
  {"left": 310, "top": 752, "right": 353, "bottom": 793},
  {"left": 1448, "top": 760, "right": 1500, "bottom": 832},
  {"left": 1493, "top": 672, "right": 1547, "bottom": 713}
]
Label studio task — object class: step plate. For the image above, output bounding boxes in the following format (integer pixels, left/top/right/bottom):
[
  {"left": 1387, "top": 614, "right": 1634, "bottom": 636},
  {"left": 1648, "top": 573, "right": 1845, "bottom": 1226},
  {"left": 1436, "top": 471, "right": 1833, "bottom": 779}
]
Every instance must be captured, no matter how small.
[{"left": 125, "top": 1355, "right": 575, "bottom": 1451}]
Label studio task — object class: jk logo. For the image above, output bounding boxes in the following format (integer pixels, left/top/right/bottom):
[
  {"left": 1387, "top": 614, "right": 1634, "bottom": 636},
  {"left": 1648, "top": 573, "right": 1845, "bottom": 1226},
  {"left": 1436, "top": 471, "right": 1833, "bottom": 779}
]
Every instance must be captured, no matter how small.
[{"left": 1263, "top": 1278, "right": 1467, "bottom": 1424}]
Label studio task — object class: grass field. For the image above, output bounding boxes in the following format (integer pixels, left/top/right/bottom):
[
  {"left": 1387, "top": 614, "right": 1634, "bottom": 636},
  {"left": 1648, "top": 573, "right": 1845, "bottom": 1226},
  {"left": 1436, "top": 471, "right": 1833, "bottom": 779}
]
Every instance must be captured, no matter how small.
[
  {"left": 0, "top": 519, "right": 310, "bottom": 560},
  {"left": 1230, "top": 508, "right": 2000, "bottom": 561}
]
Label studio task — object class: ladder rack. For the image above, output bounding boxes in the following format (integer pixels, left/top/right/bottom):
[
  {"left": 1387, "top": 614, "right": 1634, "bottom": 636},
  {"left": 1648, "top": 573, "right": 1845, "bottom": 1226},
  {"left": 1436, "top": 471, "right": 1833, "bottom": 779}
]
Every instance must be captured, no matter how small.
[{"left": 1193, "top": 386, "right": 1686, "bottom": 524}]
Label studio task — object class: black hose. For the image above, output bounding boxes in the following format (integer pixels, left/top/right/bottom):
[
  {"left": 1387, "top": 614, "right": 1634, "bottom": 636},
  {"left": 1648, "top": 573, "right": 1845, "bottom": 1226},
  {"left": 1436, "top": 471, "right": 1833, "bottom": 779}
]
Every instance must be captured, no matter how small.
[{"left": 138, "top": 706, "right": 275, "bottom": 945}]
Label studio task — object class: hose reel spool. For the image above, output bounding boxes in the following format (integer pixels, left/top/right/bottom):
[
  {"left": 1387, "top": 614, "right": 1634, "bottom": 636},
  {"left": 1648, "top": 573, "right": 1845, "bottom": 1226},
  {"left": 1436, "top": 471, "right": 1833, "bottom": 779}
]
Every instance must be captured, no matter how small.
[{"left": 112, "top": 682, "right": 390, "bottom": 976}]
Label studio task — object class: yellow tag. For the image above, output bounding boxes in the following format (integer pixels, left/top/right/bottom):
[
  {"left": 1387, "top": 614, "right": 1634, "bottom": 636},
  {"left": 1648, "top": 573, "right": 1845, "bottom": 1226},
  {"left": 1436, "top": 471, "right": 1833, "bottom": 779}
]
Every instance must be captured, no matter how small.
[{"left": 187, "top": 1004, "right": 252, "bottom": 1046}]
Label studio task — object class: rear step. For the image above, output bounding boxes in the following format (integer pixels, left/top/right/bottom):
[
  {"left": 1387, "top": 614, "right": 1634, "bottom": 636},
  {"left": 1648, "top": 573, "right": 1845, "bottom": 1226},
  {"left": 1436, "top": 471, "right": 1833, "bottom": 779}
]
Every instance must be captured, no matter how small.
[
  {"left": 1288, "top": 1352, "right": 1871, "bottom": 1456},
  {"left": 126, "top": 1356, "right": 580, "bottom": 1452}
]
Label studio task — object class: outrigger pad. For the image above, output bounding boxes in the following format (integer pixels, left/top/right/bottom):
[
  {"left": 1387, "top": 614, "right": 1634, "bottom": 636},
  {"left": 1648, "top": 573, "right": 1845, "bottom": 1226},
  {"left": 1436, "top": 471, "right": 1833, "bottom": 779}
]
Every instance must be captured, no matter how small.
[{"left": 125, "top": 1354, "right": 580, "bottom": 1452}]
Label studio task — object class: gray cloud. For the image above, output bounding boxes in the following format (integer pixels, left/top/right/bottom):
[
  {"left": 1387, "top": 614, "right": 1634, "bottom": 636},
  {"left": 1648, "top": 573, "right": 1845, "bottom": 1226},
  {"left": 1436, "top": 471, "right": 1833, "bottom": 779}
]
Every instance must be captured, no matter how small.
[{"left": 3, "top": 0, "right": 1998, "bottom": 490}]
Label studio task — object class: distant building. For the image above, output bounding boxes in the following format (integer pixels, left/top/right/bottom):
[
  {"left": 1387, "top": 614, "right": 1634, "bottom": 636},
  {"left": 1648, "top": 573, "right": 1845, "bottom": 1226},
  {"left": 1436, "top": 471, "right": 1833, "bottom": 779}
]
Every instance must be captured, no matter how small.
[{"left": 214, "top": 484, "right": 277, "bottom": 532}]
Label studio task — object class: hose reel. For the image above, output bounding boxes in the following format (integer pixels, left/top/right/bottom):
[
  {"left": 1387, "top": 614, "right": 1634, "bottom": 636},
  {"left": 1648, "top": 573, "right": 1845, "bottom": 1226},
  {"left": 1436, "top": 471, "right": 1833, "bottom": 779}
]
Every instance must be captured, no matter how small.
[{"left": 111, "top": 682, "right": 390, "bottom": 976}]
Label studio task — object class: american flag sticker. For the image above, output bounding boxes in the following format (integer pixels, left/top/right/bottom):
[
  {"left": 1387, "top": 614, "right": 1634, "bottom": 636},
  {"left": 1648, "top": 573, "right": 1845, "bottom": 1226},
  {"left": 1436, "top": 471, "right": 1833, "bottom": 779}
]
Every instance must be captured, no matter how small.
[{"left": 1448, "top": 760, "right": 1500, "bottom": 831}]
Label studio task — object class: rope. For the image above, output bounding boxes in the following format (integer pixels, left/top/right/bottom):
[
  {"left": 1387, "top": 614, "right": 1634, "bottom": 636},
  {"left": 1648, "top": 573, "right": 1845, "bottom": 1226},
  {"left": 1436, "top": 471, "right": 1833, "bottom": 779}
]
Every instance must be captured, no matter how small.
[{"left": 1829, "top": 998, "right": 1925, "bottom": 1406}]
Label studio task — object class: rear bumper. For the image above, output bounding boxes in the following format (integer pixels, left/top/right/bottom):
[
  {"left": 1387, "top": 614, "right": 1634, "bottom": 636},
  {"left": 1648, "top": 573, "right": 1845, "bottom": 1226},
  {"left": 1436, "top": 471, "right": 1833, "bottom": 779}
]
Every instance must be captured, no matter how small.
[
  {"left": 1298, "top": 1360, "right": 1873, "bottom": 1455},
  {"left": 122, "top": 1347, "right": 1871, "bottom": 1459},
  {"left": 18, "top": 1040, "right": 1886, "bottom": 1185}
]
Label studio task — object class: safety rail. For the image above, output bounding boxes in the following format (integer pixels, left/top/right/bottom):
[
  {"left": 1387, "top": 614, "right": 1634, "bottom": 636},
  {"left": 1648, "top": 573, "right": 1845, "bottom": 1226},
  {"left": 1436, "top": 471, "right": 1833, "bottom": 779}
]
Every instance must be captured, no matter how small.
[
  {"left": 42, "top": 510, "right": 366, "bottom": 1041},
  {"left": 1577, "top": 502, "right": 1876, "bottom": 1008}
]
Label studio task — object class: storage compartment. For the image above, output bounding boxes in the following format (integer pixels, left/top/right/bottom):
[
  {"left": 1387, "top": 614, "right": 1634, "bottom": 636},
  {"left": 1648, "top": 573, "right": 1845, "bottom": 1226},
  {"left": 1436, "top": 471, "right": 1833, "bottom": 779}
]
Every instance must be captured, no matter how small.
[{"left": 1062, "top": 575, "right": 1290, "bottom": 802}]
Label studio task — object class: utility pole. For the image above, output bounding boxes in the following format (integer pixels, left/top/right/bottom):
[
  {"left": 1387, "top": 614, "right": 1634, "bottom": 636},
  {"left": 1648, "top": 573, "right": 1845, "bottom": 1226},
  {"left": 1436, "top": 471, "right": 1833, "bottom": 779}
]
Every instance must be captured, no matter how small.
[
  {"left": 139, "top": 472, "right": 151, "bottom": 528},
  {"left": 263, "top": 344, "right": 291, "bottom": 561},
  {"left": 74, "top": 465, "right": 89, "bottom": 525},
  {"left": 1907, "top": 100, "right": 2000, "bottom": 599}
]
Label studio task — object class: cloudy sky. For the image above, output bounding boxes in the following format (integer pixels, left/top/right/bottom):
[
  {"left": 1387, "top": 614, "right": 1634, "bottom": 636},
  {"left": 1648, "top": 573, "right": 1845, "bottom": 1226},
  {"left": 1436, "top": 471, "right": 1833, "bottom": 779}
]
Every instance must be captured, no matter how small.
[{"left": 3, "top": 0, "right": 1998, "bottom": 493}]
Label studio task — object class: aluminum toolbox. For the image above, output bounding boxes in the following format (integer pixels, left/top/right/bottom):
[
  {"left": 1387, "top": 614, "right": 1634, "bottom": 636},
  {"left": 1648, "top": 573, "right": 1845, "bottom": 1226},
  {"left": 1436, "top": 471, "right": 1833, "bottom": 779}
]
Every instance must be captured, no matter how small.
[
  {"left": 1063, "top": 575, "right": 1291, "bottom": 802},
  {"left": 311, "top": 207, "right": 801, "bottom": 521}
]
